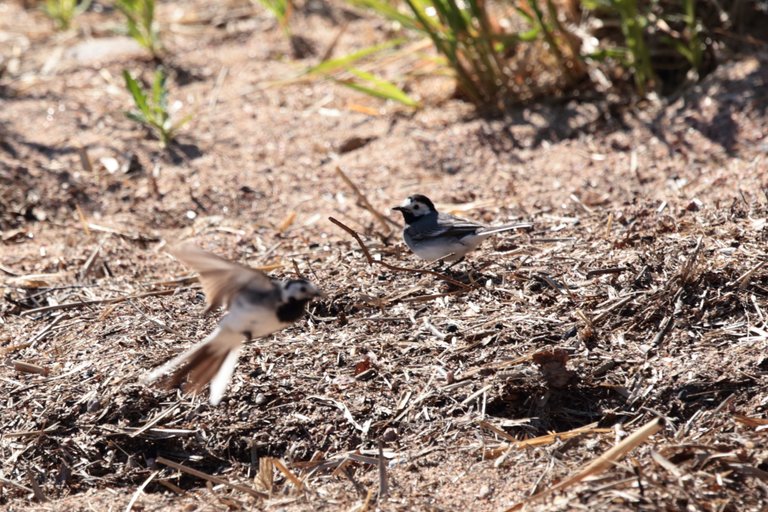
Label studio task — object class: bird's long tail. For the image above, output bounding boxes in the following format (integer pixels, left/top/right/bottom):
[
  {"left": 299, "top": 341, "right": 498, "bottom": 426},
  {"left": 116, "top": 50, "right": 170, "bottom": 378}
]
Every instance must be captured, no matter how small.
[
  {"left": 479, "top": 222, "right": 533, "bottom": 236},
  {"left": 142, "top": 326, "right": 244, "bottom": 405}
]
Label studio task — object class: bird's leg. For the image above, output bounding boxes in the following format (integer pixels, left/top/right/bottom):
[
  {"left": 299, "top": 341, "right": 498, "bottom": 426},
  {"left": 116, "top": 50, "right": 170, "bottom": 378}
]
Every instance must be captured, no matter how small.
[
  {"left": 431, "top": 260, "right": 445, "bottom": 272},
  {"left": 243, "top": 331, "right": 263, "bottom": 356},
  {"left": 431, "top": 252, "right": 459, "bottom": 272},
  {"left": 466, "top": 261, "right": 494, "bottom": 285},
  {"left": 444, "top": 257, "right": 465, "bottom": 271}
]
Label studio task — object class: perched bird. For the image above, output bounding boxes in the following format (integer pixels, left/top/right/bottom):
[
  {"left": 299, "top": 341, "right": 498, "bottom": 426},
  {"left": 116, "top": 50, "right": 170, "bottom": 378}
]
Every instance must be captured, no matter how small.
[
  {"left": 392, "top": 194, "right": 531, "bottom": 263},
  {"left": 143, "top": 244, "right": 322, "bottom": 405}
]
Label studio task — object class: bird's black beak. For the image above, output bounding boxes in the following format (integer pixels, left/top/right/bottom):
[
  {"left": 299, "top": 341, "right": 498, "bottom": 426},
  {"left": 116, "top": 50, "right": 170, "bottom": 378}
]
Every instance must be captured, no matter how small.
[{"left": 392, "top": 206, "right": 405, "bottom": 212}]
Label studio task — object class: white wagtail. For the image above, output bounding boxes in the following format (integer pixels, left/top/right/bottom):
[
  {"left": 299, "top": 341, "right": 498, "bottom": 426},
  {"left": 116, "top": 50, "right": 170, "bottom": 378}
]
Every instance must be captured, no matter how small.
[
  {"left": 392, "top": 194, "right": 532, "bottom": 264},
  {"left": 142, "top": 244, "right": 322, "bottom": 405}
]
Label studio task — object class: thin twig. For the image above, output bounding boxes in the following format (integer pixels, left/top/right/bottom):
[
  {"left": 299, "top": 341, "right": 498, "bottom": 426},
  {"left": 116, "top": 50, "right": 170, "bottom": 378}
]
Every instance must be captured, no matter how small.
[
  {"left": 130, "top": 404, "right": 181, "bottom": 438},
  {"left": 78, "top": 238, "right": 106, "bottom": 281},
  {"left": 679, "top": 236, "right": 703, "bottom": 284},
  {"left": 329, "top": 216, "right": 374, "bottom": 264},
  {"left": 319, "top": 21, "right": 349, "bottom": 62},
  {"left": 27, "top": 471, "right": 48, "bottom": 502},
  {"left": 378, "top": 439, "right": 389, "bottom": 499},
  {"left": 0, "top": 476, "right": 33, "bottom": 494},
  {"left": 336, "top": 166, "right": 399, "bottom": 234},
  {"left": 586, "top": 267, "right": 629, "bottom": 279},
  {"left": 291, "top": 259, "right": 305, "bottom": 279},
  {"left": 652, "top": 315, "right": 675, "bottom": 346},
  {"left": 20, "top": 289, "right": 180, "bottom": 316}
]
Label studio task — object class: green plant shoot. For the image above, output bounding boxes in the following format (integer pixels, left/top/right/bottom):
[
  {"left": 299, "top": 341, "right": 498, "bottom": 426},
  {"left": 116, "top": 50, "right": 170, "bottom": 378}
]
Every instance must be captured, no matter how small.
[
  {"left": 123, "top": 69, "right": 193, "bottom": 148},
  {"left": 44, "top": 0, "right": 92, "bottom": 30},
  {"left": 253, "top": 0, "right": 292, "bottom": 32},
  {"left": 116, "top": 0, "right": 161, "bottom": 56},
  {"left": 306, "top": 39, "right": 419, "bottom": 107}
]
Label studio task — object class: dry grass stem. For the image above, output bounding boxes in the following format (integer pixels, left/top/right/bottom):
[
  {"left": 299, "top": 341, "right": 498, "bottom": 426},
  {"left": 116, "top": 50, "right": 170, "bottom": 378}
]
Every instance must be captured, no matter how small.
[
  {"left": 13, "top": 360, "right": 50, "bottom": 376},
  {"left": 271, "top": 458, "right": 304, "bottom": 489},
  {"left": 155, "top": 457, "right": 266, "bottom": 499},
  {"left": 507, "top": 417, "right": 665, "bottom": 510},
  {"left": 125, "top": 470, "right": 160, "bottom": 512}
]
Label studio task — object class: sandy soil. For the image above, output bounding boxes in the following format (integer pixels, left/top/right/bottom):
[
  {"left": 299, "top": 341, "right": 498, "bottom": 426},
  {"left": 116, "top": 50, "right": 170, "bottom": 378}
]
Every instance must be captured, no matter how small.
[{"left": 2, "top": 1, "right": 768, "bottom": 511}]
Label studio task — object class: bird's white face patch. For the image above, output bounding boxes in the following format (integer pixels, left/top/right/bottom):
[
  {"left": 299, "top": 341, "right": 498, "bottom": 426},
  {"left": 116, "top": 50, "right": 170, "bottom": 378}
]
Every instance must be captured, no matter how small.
[
  {"left": 401, "top": 197, "right": 432, "bottom": 218},
  {"left": 282, "top": 280, "right": 321, "bottom": 301}
]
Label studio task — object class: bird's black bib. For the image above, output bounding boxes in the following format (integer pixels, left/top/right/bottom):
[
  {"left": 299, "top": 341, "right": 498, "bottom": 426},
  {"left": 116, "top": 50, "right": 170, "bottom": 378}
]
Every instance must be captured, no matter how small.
[{"left": 276, "top": 298, "right": 310, "bottom": 323}]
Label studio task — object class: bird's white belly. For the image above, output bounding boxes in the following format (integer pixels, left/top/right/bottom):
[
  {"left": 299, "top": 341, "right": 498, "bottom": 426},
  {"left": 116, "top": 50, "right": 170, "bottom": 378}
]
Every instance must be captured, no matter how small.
[
  {"left": 220, "top": 303, "right": 286, "bottom": 338},
  {"left": 404, "top": 235, "right": 480, "bottom": 261}
]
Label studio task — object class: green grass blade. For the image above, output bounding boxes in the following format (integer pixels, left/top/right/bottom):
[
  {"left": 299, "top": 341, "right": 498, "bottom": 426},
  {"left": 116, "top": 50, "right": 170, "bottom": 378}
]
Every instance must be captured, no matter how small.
[
  {"left": 430, "top": 0, "right": 466, "bottom": 35},
  {"left": 333, "top": 80, "right": 413, "bottom": 107},
  {"left": 125, "top": 111, "right": 148, "bottom": 124},
  {"left": 306, "top": 38, "right": 406, "bottom": 75},
  {"left": 151, "top": 68, "right": 166, "bottom": 111},
  {"left": 171, "top": 112, "right": 196, "bottom": 133},
  {"left": 149, "top": 68, "right": 168, "bottom": 126},
  {"left": 407, "top": 0, "right": 442, "bottom": 33},
  {"left": 585, "top": 47, "right": 629, "bottom": 61},
  {"left": 122, "top": 70, "right": 150, "bottom": 116},
  {"left": 143, "top": 0, "right": 154, "bottom": 33},
  {"left": 404, "top": 0, "right": 449, "bottom": 51},
  {"left": 403, "top": 0, "right": 483, "bottom": 103},
  {"left": 74, "top": 0, "right": 92, "bottom": 16},
  {"left": 517, "top": 26, "right": 540, "bottom": 42},
  {"left": 347, "top": 0, "right": 421, "bottom": 30},
  {"left": 344, "top": 67, "right": 419, "bottom": 106}
]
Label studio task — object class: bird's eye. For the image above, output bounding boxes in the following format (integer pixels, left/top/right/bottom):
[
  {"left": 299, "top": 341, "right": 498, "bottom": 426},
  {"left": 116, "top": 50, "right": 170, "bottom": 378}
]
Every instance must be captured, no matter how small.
[
  {"left": 413, "top": 204, "right": 419, "bottom": 210},
  {"left": 300, "top": 286, "right": 307, "bottom": 293}
]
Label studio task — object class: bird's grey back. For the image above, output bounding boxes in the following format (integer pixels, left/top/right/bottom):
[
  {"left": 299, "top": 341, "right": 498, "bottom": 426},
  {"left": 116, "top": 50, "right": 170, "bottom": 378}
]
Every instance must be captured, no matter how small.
[
  {"left": 236, "top": 281, "right": 281, "bottom": 309},
  {"left": 406, "top": 211, "right": 483, "bottom": 241}
]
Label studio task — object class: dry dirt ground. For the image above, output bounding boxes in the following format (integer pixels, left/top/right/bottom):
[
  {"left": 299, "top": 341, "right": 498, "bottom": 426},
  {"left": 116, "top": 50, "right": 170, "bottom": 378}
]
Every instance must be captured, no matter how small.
[{"left": 2, "top": 1, "right": 768, "bottom": 511}]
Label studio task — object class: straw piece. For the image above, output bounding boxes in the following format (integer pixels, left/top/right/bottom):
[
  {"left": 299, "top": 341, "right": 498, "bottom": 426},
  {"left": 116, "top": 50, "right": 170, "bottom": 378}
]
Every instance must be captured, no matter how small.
[
  {"left": 506, "top": 417, "right": 664, "bottom": 511},
  {"left": 732, "top": 414, "right": 768, "bottom": 428},
  {"left": 14, "top": 361, "right": 50, "bottom": 376},
  {"left": 155, "top": 457, "right": 266, "bottom": 498},
  {"left": 271, "top": 458, "right": 304, "bottom": 489},
  {"left": 125, "top": 470, "right": 160, "bottom": 512}
]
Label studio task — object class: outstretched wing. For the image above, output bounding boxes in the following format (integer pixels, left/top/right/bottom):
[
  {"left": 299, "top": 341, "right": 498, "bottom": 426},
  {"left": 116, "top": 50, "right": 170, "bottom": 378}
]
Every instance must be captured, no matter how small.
[{"left": 169, "top": 243, "right": 273, "bottom": 312}]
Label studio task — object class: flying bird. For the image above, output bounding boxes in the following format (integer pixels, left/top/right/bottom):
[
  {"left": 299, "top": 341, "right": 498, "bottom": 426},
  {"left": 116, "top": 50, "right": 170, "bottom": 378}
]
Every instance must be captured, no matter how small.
[{"left": 143, "top": 244, "right": 322, "bottom": 405}]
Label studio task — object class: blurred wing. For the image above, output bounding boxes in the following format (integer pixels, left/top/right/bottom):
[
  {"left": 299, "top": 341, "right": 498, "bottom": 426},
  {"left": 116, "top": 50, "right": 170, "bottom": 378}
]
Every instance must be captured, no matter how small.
[
  {"left": 142, "top": 326, "right": 244, "bottom": 405},
  {"left": 410, "top": 213, "right": 482, "bottom": 241},
  {"left": 208, "top": 345, "right": 243, "bottom": 406},
  {"left": 169, "top": 244, "right": 273, "bottom": 312}
]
